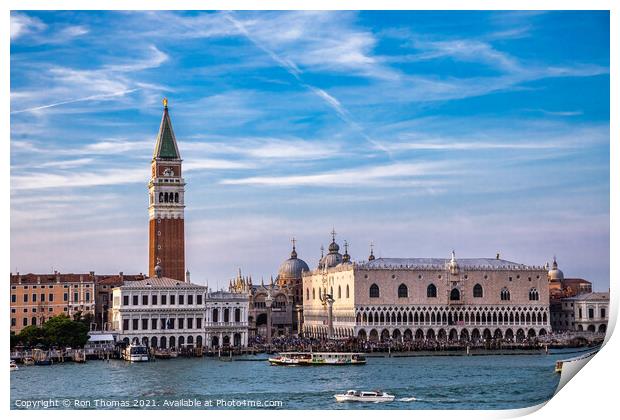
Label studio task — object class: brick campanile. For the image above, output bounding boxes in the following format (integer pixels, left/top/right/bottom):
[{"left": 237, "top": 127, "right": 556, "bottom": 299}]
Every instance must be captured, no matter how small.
[{"left": 148, "top": 98, "right": 186, "bottom": 281}]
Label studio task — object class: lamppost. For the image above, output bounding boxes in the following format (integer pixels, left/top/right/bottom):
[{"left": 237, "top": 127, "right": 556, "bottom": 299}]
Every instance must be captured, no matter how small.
[{"left": 265, "top": 292, "right": 273, "bottom": 347}]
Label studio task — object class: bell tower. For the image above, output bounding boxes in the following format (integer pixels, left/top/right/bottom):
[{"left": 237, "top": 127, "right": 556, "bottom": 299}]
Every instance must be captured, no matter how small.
[{"left": 148, "top": 98, "right": 186, "bottom": 281}]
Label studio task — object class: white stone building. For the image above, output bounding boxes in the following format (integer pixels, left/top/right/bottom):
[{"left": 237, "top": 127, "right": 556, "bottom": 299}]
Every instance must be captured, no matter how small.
[
  {"left": 110, "top": 272, "right": 250, "bottom": 349},
  {"left": 205, "top": 290, "right": 250, "bottom": 348},
  {"left": 560, "top": 292, "right": 609, "bottom": 333},
  {"left": 303, "top": 234, "right": 551, "bottom": 342},
  {"left": 111, "top": 275, "right": 208, "bottom": 348}
]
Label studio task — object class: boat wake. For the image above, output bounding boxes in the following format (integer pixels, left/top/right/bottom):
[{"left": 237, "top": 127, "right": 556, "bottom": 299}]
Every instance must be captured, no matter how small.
[{"left": 398, "top": 397, "right": 417, "bottom": 402}]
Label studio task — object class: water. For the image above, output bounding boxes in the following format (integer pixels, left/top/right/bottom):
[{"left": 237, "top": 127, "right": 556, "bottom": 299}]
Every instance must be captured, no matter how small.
[{"left": 11, "top": 352, "right": 562, "bottom": 410}]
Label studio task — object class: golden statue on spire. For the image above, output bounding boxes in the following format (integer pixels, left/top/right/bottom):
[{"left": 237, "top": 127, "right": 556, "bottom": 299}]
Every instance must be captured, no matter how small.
[{"left": 162, "top": 97, "right": 168, "bottom": 108}]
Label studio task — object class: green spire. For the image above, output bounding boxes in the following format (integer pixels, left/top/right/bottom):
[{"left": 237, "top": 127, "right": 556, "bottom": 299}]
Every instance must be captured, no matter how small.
[{"left": 153, "top": 98, "right": 180, "bottom": 160}]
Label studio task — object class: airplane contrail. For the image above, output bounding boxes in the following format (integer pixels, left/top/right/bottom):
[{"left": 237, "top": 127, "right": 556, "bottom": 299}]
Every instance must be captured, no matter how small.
[{"left": 11, "top": 88, "right": 140, "bottom": 114}]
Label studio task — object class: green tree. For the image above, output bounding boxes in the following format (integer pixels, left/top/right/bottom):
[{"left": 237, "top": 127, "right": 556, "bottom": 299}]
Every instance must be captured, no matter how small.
[
  {"left": 42, "top": 315, "right": 89, "bottom": 348},
  {"left": 16, "top": 325, "right": 47, "bottom": 348}
]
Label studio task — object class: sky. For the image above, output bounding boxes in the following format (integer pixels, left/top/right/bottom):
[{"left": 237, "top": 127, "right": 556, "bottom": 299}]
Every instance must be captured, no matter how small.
[{"left": 10, "top": 11, "right": 610, "bottom": 290}]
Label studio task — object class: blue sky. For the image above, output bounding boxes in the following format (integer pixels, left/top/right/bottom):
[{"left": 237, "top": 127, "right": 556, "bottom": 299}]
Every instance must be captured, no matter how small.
[{"left": 10, "top": 11, "right": 609, "bottom": 290}]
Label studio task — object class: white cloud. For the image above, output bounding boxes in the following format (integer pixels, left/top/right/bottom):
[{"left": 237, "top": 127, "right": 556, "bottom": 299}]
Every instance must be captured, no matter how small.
[{"left": 11, "top": 13, "right": 46, "bottom": 40}]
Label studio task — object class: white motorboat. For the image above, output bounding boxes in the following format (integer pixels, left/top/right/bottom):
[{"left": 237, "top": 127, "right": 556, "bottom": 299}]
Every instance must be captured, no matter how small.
[
  {"left": 10, "top": 360, "right": 18, "bottom": 371},
  {"left": 121, "top": 344, "right": 149, "bottom": 362},
  {"left": 269, "top": 352, "right": 366, "bottom": 366},
  {"left": 334, "top": 390, "right": 395, "bottom": 403}
]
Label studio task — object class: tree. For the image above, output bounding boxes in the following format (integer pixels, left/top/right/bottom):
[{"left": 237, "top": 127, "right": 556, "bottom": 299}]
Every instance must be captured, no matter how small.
[
  {"left": 42, "top": 315, "right": 89, "bottom": 348},
  {"left": 16, "top": 325, "right": 47, "bottom": 348}
]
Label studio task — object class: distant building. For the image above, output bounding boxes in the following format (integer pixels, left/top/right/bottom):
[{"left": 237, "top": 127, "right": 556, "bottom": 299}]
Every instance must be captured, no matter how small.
[
  {"left": 94, "top": 272, "right": 146, "bottom": 331},
  {"left": 547, "top": 257, "right": 594, "bottom": 332},
  {"left": 10, "top": 272, "right": 96, "bottom": 334},
  {"left": 559, "top": 292, "right": 609, "bottom": 333},
  {"left": 229, "top": 241, "right": 309, "bottom": 339},
  {"left": 110, "top": 271, "right": 208, "bottom": 349},
  {"left": 205, "top": 290, "right": 250, "bottom": 348},
  {"left": 303, "top": 233, "right": 551, "bottom": 342}
]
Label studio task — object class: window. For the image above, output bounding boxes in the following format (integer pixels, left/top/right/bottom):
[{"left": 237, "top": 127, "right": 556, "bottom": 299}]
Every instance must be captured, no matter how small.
[
  {"left": 197, "top": 295, "right": 202, "bottom": 305},
  {"left": 187, "top": 318, "right": 193, "bottom": 329},
  {"left": 196, "top": 318, "right": 202, "bottom": 329},
  {"left": 312, "top": 289, "right": 315, "bottom": 300},
  {"left": 85, "top": 292, "right": 90, "bottom": 302},
  {"left": 346, "top": 285, "right": 350, "bottom": 298},
  {"left": 427, "top": 284, "right": 437, "bottom": 298},
  {"left": 11, "top": 318, "right": 16, "bottom": 327},
  {"left": 49, "top": 294, "right": 54, "bottom": 302},
  {"left": 122, "top": 319, "right": 129, "bottom": 330},
  {"left": 123, "top": 295, "right": 129, "bottom": 306},
  {"left": 74, "top": 293, "right": 79, "bottom": 302},
  {"left": 338, "top": 286, "right": 342, "bottom": 299},
  {"left": 178, "top": 295, "right": 184, "bottom": 305},
  {"left": 11, "top": 294, "right": 16, "bottom": 303},
  {"left": 142, "top": 319, "right": 148, "bottom": 330},
  {"left": 529, "top": 288, "right": 539, "bottom": 301},
  {"left": 170, "top": 295, "right": 175, "bottom": 305},
  {"left": 160, "top": 318, "right": 166, "bottom": 329},
  {"left": 579, "top": 308, "right": 583, "bottom": 318},
  {"left": 151, "top": 319, "right": 158, "bottom": 329},
  {"left": 235, "top": 308, "right": 241, "bottom": 323},
  {"left": 224, "top": 308, "right": 230, "bottom": 322},
  {"left": 162, "top": 295, "right": 167, "bottom": 305},
  {"left": 23, "top": 318, "right": 28, "bottom": 327},
  {"left": 398, "top": 284, "right": 408, "bottom": 298},
  {"left": 450, "top": 288, "right": 460, "bottom": 301},
  {"left": 588, "top": 308, "right": 594, "bottom": 319},
  {"left": 41, "top": 293, "right": 45, "bottom": 302},
  {"left": 23, "top": 295, "right": 28, "bottom": 303},
  {"left": 132, "top": 319, "right": 139, "bottom": 330},
  {"left": 142, "top": 295, "right": 148, "bottom": 305},
  {"left": 306, "top": 288, "right": 310, "bottom": 300},
  {"left": 178, "top": 318, "right": 184, "bottom": 329},
  {"left": 32, "top": 294, "right": 37, "bottom": 302},
  {"left": 601, "top": 308, "right": 606, "bottom": 318},
  {"left": 132, "top": 295, "right": 138, "bottom": 305},
  {"left": 213, "top": 308, "right": 219, "bottom": 322},
  {"left": 152, "top": 295, "right": 158, "bottom": 305},
  {"left": 500, "top": 288, "right": 511, "bottom": 301},
  {"left": 369, "top": 284, "right": 380, "bottom": 298},
  {"left": 473, "top": 284, "right": 483, "bottom": 298},
  {"left": 188, "top": 295, "right": 194, "bottom": 305}
]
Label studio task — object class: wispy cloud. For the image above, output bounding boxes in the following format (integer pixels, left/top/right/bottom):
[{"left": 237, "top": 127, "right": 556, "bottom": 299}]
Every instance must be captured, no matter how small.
[{"left": 10, "top": 12, "right": 46, "bottom": 40}]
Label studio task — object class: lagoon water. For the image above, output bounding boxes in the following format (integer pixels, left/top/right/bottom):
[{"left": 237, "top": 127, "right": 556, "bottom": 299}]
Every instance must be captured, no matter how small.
[{"left": 11, "top": 352, "right": 564, "bottom": 410}]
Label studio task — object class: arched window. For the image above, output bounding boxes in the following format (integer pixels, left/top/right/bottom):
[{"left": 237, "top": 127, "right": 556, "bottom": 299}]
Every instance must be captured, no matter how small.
[
  {"left": 174, "top": 192, "right": 179, "bottom": 203},
  {"left": 369, "top": 284, "right": 380, "bottom": 298},
  {"left": 338, "top": 285, "right": 342, "bottom": 299},
  {"left": 346, "top": 285, "right": 350, "bottom": 298},
  {"left": 330, "top": 287, "right": 333, "bottom": 297},
  {"left": 164, "top": 192, "right": 169, "bottom": 203},
  {"left": 473, "top": 283, "right": 483, "bottom": 298},
  {"left": 450, "top": 288, "right": 460, "bottom": 301},
  {"left": 427, "top": 283, "right": 437, "bottom": 298},
  {"left": 398, "top": 283, "right": 408, "bottom": 298},
  {"left": 159, "top": 192, "right": 163, "bottom": 203},
  {"left": 306, "top": 288, "right": 309, "bottom": 300},
  {"left": 312, "top": 288, "right": 315, "bottom": 300},
  {"left": 212, "top": 308, "right": 219, "bottom": 322},
  {"left": 529, "top": 288, "right": 539, "bottom": 301},
  {"left": 500, "top": 288, "right": 511, "bottom": 301}
]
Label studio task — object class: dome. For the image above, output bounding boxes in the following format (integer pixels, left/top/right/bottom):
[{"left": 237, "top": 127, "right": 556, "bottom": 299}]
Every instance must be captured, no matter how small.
[
  {"left": 277, "top": 246, "right": 309, "bottom": 280},
  {"left": 328, "top": 241, "right": 340, "bottom": 253},
  {"left": 548, "top": 257, "right": 564, "bottom": 281},
  {"left": 321, "top": 252, "right": 343, "bottom": 268}
]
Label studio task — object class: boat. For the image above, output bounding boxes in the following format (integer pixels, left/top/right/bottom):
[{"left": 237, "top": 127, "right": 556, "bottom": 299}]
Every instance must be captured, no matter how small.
[
  {"left": 10, "top": 360, "right": 18, "bottom": 371},
  {"left": 334, "top": 390, "right": 395, "bottom": 403},
  {"left": 121, "top": 344, "right": 149, "bottom": 362},
  {"left": 32, "top": 349, "right": 52, "bottom": 366},
  {"left": 268, "top": 352, "right": 366, "bottom": 366},
  {"left": 22, "top": 357, "right": 34, "bottom": 366}
]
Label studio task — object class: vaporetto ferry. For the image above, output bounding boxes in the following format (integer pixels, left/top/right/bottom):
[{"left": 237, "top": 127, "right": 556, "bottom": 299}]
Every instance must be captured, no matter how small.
[{"left": 268, "top": 352, "right": 366, "bottom": 366}]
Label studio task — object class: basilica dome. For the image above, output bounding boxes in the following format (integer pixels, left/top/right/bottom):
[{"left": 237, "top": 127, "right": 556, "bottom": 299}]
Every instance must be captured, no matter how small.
[
  {"left": 277, "top": 246, "right": 309, "bottom": 280},
  {"left": 548, "top": 257, "right": 564, "bottom": 282}
]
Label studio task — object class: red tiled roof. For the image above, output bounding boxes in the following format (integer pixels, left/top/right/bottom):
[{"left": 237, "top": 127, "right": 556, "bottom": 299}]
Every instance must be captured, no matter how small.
[{"left": 10, "top": 273, "right": 146, "bottom": 285}]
